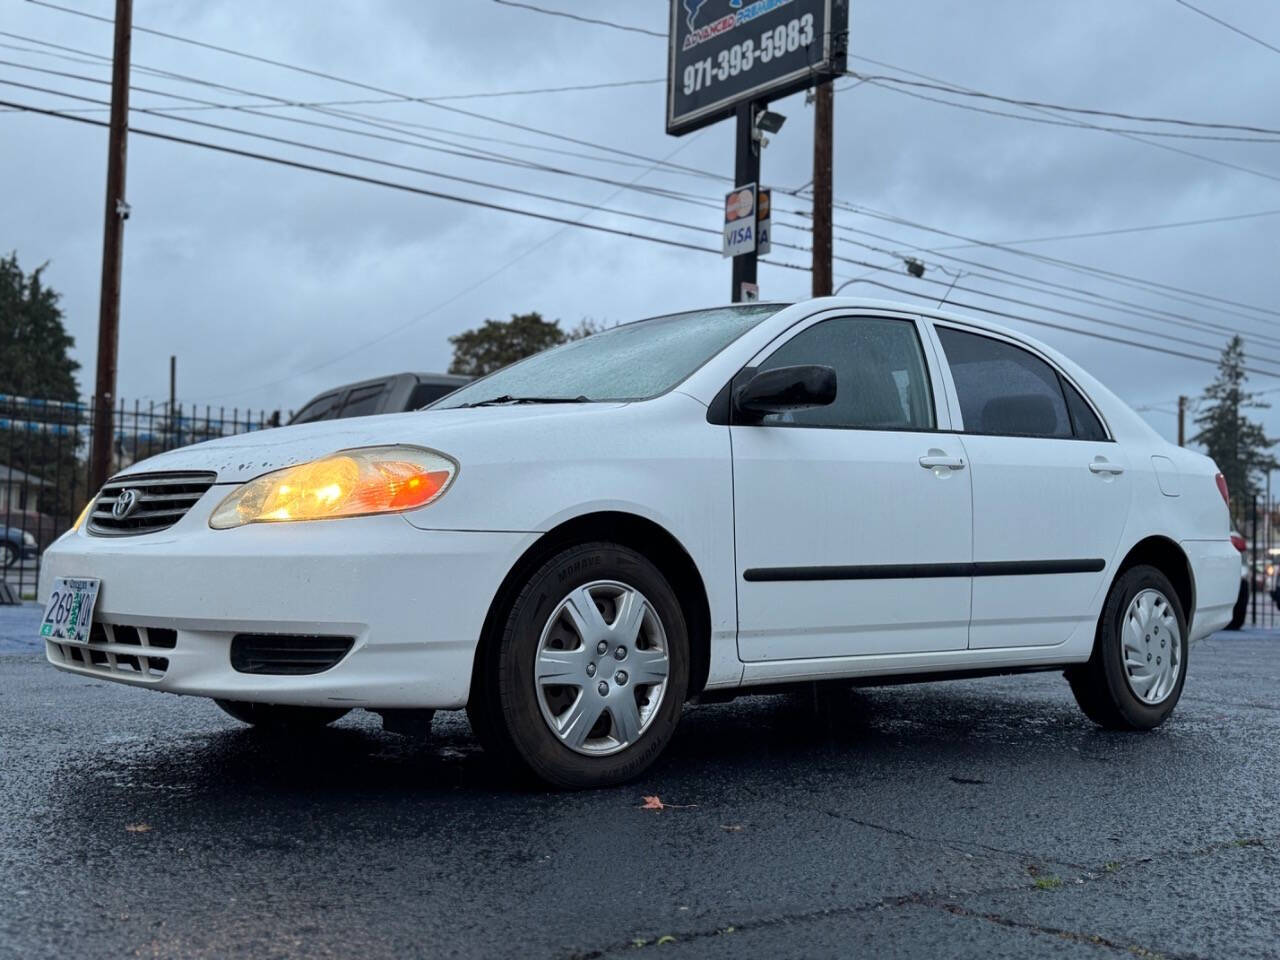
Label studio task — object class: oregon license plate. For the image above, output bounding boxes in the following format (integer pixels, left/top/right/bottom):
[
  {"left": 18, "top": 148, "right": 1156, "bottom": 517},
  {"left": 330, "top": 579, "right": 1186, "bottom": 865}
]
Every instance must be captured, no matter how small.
[{"left": 39, "top": 577, "right": 101, "bottom": 643}]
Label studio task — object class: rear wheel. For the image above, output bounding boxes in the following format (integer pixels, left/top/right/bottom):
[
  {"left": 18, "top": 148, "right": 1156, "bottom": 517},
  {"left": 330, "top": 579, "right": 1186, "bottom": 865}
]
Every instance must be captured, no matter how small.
[
  {"left": 1, "top": 543, "right": 16, "bottom": 569},
  {"left": 1067, "top": 564, "right": 1187, "bottom": 730},
  {"left": 214, "top": 699, "right": 350, "bottom": 729},
  {"left": 468, "top": 542, "right": 689, "bottom": 788}
]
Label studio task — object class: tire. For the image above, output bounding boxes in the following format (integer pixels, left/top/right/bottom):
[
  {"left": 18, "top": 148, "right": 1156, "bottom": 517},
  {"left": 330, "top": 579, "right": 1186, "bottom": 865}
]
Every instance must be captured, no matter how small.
[
  {"left": 1, "top": 543, "right": 15, "bottom": 569},
  {"left": 1227, "top": 580, "right": 1248, "bottom": 631},
  {"left": 1067, "top": 564, "right": 1188, "bottom": 730},
  {"left": 467, "top": 541, "right": 690, "bottom": 789},
  {"left": 213, "top": 699, "right": 350, "bottom": 729}
]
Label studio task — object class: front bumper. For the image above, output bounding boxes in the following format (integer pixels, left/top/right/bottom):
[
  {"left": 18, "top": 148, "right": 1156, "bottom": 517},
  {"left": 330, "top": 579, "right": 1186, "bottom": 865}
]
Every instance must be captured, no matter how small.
[{"left": 37, "top": 495, "right": 534, "bottom": 709}]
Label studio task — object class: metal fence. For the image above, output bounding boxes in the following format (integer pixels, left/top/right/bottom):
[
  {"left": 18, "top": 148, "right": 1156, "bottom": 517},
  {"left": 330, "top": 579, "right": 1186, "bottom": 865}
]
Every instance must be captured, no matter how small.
[{"left": 1, "top": 393, "right": 275, "bottom": 598}]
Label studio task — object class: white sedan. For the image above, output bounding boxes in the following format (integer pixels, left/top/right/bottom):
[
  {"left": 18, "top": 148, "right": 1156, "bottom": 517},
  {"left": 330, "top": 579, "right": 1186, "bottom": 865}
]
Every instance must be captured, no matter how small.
[{"left": 39, "top": 299, "right": 1239, "bottom": 787}]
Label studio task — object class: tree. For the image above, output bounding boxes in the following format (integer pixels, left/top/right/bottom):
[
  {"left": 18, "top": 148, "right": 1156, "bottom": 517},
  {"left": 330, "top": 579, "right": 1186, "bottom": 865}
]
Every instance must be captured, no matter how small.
[
  {"left": 1192, "top": 335, "right": 1276, "bottom": 527},
  {"left": 447, "top": 312, "right": 601, "bottom": 377},
  {"left": 0, "top": 253, "right": 79, "bottom": 400},
  {"left": 0, "top": 254, "right": 83, "bottom": 527}
]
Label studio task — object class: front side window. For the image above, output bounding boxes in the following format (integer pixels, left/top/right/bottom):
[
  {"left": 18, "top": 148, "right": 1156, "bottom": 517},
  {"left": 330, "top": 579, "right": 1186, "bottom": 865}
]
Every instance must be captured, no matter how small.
[
  {"left": 290, "top": 392, "right": 340, "bottom": 425},
  {"left": 936, "top": 327, "right": 1072, "bottom": 438},
  {"left": 339, "top": 384, "right": 387, "bottom": 418},
  {"left": 754, "top": 316, "right": 935, "bottom": 430}
]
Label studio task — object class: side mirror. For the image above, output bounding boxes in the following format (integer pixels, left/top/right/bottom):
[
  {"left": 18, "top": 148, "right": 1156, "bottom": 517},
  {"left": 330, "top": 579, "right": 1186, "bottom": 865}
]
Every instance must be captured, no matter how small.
[{"left": 733, "top": 364, "right": 837, "bottom": 419}]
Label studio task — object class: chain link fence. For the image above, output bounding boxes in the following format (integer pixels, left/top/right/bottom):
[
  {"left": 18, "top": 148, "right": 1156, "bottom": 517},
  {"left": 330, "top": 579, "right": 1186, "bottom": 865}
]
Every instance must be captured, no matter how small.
[{"left": 1, "top": 393, "right": 275, "bottom": 599}]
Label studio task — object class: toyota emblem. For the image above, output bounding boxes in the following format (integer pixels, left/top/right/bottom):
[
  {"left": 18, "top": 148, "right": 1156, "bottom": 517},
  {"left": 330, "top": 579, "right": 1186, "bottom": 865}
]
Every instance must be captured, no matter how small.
[{"left": 112, "top": 488, "right": 141, "bottom": 520}]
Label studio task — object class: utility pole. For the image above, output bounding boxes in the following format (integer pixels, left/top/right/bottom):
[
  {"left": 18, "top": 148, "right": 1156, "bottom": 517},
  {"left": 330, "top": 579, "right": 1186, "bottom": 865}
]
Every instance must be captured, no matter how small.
[
  {"left": 169, "top": 355, "right": 176, "bottom": 414},
  {"left": 1177, "top": 395, "right": 1188, "bottom": 446},
  {"left": 731, "top": 101, "right": 761, "bottom": 303},
  {"left": 811, "top": 80, "right": 833, "bottom": 297},
  {"left": 89, "top": 0, "right": 133, "bottom": 493}
]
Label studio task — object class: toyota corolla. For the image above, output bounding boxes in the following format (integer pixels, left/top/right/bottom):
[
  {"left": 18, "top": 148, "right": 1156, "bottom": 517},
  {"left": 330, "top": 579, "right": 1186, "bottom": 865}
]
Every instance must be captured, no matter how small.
[{"left": 38, "top": 299, "right": 1239, "bottom": 787}]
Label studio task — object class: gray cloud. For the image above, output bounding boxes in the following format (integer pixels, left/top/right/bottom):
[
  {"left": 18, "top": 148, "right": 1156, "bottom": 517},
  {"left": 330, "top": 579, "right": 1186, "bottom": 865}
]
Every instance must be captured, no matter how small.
[{"left": 4, "top": 0, "right": 1279, "bottom": 444}]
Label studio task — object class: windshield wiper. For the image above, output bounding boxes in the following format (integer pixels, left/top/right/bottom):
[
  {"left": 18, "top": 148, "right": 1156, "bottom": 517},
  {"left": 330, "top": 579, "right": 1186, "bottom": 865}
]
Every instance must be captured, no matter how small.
[{"left": 462, "top": 395, "right": 592, "bottom": 408}]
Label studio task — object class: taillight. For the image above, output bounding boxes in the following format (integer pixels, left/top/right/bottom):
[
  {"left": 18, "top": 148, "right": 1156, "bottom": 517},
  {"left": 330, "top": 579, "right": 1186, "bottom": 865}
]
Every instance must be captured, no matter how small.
[
  {"left": 1231, "top": 533, "right": 1247, "bottom": 553},
  {"left": 1216, "top": 473, "right": 1230, "bottom": 507}
]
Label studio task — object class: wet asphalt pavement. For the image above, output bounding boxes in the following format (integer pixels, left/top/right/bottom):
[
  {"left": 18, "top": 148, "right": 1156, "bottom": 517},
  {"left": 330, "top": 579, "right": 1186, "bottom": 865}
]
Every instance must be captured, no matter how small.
[{"left": 1, "top": 602, "right": 1278, "bottom": 959}]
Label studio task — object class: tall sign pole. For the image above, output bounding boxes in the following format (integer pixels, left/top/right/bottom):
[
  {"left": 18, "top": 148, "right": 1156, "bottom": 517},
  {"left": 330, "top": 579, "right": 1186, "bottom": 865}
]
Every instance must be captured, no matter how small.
[
  {"left": 731, "top": 102, "right": 761, "bottom": 303},
  {"left": 666, "top": 1, "right": 849, "bottom": 301},
  {"left": 90, "top": 0, "right": 133, "bottom": 493},
  {"left": 811, "top": 80, "right": 834, "bottom": 297}
]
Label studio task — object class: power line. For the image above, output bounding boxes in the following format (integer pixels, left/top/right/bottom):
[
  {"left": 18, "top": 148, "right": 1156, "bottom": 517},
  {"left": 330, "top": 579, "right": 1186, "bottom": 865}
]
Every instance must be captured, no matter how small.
[
  {"left": 489, "top": 0, "right": 665, "bottom": 38},
  {"left": 856, "top": 75, "right": 1280, "bottom": 144},
  {"left": 837, "top": 198, "right": 1280, "bottom": 321},
  {"left": 20, "top": 5, "right": 724, "bottom": 185},
  {"left": 931, "top": 208, "right": 1280, "bottom": 248},
  {"left": 849, "top": 53, "right": 1280, "bottom": 192},
  {"left": 846, "top": 277, "right": 1280, "bottom": 380},
  {"left": 18, "top": 13, "right": 1278, "bottom": 331},
  {"left": 2, "top": 97, "right": 811, "bottom": 268},
  {"left": 854, "top": 70, "right": 1280, "bottom": 137},
  {"left": 1172, "top": 0, "right": 1280, "bottom": 57}
]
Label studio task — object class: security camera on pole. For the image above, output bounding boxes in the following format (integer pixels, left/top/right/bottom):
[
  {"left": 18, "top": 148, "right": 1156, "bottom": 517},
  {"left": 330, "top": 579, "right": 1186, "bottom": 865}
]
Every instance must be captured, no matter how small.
[{"left": 666, "top": 0, "right": 849, "bottom": 302}]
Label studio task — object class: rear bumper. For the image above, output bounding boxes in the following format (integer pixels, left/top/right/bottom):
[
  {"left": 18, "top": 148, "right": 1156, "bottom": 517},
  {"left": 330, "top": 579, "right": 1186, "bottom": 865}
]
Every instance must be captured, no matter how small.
[
  {"left": 37, "top": 501, "right": 534, "bottom": 709},
  {"left": 1182, "top": 538, "right": 1239, "bottom": 641}
]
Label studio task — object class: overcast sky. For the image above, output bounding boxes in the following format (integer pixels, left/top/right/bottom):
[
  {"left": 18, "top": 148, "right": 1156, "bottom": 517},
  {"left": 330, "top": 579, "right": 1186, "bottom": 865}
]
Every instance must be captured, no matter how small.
[{"left": 5, "top": 0, "right": 1280, "bottom": 444}]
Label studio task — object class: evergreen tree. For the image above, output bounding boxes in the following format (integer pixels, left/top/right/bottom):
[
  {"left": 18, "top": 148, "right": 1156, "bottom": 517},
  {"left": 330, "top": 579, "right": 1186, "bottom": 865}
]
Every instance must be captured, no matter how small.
[
  {"left": 1192, "top": 336, "right": 1276, "bottom": 527},
  {"left": 0, "top": 253, "right": 79, "bottom": 401}
]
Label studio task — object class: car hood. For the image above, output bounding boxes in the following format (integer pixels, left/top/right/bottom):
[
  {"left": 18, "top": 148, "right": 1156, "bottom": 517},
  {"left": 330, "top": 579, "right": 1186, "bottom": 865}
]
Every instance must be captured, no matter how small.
[{"left": 116, "top": 403, "right": 629, "bottom": 484}]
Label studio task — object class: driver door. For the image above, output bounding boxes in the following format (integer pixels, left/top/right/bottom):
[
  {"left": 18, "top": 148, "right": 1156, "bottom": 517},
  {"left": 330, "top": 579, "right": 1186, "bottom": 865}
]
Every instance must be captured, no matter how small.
[{"left": 731, "top": 313, "right": 973, "bottom": 662}]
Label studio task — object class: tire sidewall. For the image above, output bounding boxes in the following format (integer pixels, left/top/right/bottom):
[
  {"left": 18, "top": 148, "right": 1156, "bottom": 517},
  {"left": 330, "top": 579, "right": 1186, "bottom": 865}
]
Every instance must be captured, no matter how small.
[
  {"left": 1097, "top": 565, "right": 1188, "bottom": 728},
  {"left": 496, "top": 542, "right": 689, "bottom": 788}
]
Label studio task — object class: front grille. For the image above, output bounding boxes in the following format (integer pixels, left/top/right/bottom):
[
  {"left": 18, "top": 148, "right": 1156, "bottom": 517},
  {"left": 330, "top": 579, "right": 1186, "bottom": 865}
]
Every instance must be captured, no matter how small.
[
  {"left": 230, "top": 634, "right": 355, "bottom": 675},
  {"left": 47, "top": 621, "right": 177, "bottom": 679},
  {"left": 89, "top": 471, "right": 217, "bottom": 536}
]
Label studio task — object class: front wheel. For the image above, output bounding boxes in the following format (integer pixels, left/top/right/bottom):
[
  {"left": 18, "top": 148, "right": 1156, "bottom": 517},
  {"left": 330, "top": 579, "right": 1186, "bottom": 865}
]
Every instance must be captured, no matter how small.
[
  {"left": 468, "top": 542, "right": 690, "bottom": 788},
  {"left": 1067, "top": 565, "right": 1187, "bottom": 730},
  {"left": 214, "top": 699, "right": 350, "bottom": 729},
  {"left": 1, "top": 543, "right": 16, "bottom": 569}
]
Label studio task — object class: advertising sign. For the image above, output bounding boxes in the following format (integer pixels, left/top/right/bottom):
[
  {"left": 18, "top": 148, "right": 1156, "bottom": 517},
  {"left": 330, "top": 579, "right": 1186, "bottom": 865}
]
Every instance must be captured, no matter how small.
[
  {"left": 723, "top": 183, "right": 757, "bottom": 257},
  {"left": 667, "top": 0, "right": 849, "bottom": 135},
  {"left": 756, "top": 187, "right": 772, "bottom": 255}
]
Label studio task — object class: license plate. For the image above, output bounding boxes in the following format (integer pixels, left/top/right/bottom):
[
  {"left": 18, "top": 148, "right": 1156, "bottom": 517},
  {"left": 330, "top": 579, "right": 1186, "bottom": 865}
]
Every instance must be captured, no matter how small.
[{"left": 39, "top": 577, "right": 101, "bottom": 644}]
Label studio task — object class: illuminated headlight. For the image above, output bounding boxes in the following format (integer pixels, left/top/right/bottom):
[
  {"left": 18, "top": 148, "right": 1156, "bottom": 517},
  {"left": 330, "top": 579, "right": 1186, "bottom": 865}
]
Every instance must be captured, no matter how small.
[{"left": 209, "top": 446, "right": 457, "bottom": 530}]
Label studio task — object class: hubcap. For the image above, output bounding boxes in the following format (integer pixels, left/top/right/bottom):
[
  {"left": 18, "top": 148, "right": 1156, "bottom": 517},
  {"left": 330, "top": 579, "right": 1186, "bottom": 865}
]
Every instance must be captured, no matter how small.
[
  {"left": 1121, "top": 588, "right": 1182, "bottom": 705},
  {"left": 533, "top": 580, "right": 671, "bottom": 756}
]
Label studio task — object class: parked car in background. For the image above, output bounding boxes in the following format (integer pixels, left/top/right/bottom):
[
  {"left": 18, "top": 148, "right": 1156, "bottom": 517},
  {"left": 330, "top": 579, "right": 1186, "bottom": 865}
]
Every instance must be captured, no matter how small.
[
  {"left": 1229, "top": 531, "right": 1248, "bottom": 630},
  {"left": 290, "top": 373, "right": 470, "bottom": 425},
  {"left": 1, "top": 524, "right": 38, "bottom": 569},
  {"left": 39, "top": 299, "right": 1239, "bottom": 788}
]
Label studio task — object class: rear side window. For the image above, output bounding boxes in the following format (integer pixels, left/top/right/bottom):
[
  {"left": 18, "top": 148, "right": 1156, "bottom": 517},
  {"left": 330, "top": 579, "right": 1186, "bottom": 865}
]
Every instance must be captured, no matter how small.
[
  {"left": 755, "top": 316, "right": 935, "bottom": 430},
  {"left": 408, "top": 382, "right": 461, "bottom": 410},
  {"left": 291, "top": 392, "right": 340, "bottom": 425},
  {"left": 339, "top": 384, "right": 387, "bottom": 418},
  {"left": 936, "top": 327, "right": 1071, "bottom": 438},
  {"left": 1062, "top": 378, "right": 1108, "bottom": 440}
]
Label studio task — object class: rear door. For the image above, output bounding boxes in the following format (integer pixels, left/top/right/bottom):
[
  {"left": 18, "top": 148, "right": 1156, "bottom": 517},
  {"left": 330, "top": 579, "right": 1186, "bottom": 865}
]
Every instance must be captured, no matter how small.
[
  {"left": 731, "top": 312, "right": 973, "bottom": 661},
  {"left": 929, "top": 323, "right": 1130, "bottom": 649}
]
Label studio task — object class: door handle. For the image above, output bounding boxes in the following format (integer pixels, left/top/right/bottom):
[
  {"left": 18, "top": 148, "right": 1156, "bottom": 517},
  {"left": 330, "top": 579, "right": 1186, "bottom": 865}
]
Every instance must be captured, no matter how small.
[
  {"left": 1088, "top": 459, "right": 1125, "bottom": 476},
  {"left": 919, "top": 453, "right": 966, "bottom": 471}
]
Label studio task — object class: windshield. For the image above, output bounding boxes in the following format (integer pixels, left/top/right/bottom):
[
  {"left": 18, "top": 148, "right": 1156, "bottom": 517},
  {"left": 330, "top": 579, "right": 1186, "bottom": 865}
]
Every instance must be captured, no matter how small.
[{"left": 435, "top": 304, "right": 783, "bottom": 408}]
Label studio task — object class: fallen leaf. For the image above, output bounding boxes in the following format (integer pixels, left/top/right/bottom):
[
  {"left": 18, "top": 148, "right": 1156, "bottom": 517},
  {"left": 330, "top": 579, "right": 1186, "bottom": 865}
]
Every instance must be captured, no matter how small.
[
  {"left": 641, "top": 795, "right": 664, "bottom": 810},
  {"left": 656, "top": 935, "right": 677, "bottom": 945},
  {"left": 720, "top": 824, "right": 744, "bottom": 832},
  {"left": 125, "top": 824, "right": 151, "bottom": 833}
]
